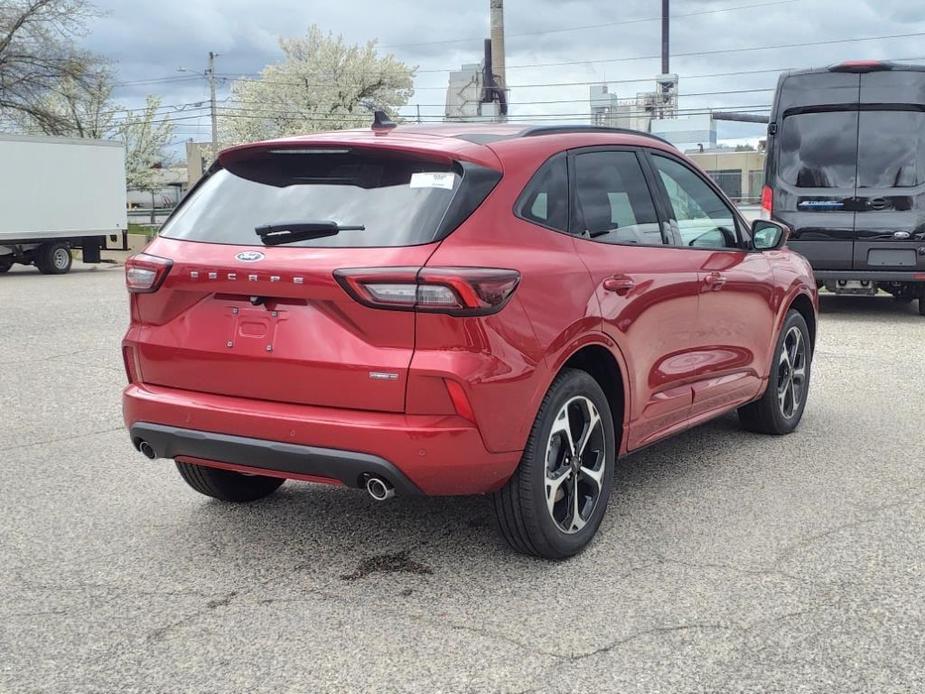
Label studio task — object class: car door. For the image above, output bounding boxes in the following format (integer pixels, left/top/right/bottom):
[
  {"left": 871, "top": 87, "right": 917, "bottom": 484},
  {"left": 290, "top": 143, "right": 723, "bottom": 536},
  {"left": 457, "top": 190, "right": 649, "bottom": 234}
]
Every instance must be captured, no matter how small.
[
  {"left": 647, "top": 152, "right": 776, "bottom": 420},
  {"left": 568, "top": 147, "right": 705, "bottom": 450}
]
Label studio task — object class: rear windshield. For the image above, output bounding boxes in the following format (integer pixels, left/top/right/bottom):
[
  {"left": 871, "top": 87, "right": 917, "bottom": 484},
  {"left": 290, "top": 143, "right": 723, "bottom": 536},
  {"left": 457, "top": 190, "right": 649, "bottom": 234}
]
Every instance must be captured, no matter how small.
[
  {"left": 857, "top": 111, "right": 925, "bottom": 188},
  {"left": 778, "top": 112, "right": 858, "bottom": 188},
  {"left": 778, "top": 109, "right": 925, "bottom": 189},
  {"left": 160, "top": 149, "right": 461, "bottom": 247}
]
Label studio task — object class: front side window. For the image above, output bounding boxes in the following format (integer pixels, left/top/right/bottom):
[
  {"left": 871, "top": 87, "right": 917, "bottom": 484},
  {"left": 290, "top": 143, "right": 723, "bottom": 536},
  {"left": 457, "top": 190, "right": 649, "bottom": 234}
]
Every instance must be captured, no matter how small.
[
  {"left": 573, "top": 150, "right": 664, "bottom": 246},
  {"left": 652, "top": 155, "right": 739, "bottom": 249}
]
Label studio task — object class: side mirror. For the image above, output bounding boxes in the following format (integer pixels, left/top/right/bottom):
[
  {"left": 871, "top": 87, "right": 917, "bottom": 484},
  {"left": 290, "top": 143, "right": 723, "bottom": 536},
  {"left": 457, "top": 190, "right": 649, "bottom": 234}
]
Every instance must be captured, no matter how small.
[{"left": 750, "top": 219, "right": 790, "bottom": 251}]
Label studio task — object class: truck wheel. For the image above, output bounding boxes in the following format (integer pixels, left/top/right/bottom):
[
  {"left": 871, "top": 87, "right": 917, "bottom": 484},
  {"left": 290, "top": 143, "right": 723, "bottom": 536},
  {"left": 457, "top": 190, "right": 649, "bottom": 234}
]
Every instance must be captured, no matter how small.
[
  {"left": 35, "top": 242, "right": 72, "bottom": 274},
  {"left": 175, "top": 461, "right": 284, "bottom": 502},
  {"left": 738, "top": 310, "right": 812, "bottom": 435},
  {"left": 493, "top": 369, "right": 616, "bottom": 560},
  {"left": 919, "top": 298, "right": 925, "bottom": 317},
  {"left": 0, "top": 257, "right": 11, "bottom": 273}
]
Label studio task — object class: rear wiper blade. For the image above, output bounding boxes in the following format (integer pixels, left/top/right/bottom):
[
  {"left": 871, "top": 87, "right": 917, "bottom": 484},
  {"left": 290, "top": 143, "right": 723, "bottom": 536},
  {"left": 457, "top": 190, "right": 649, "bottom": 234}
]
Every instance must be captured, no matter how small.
[{"left": 255, "top": 221, "right": 365, "bottom": 245}]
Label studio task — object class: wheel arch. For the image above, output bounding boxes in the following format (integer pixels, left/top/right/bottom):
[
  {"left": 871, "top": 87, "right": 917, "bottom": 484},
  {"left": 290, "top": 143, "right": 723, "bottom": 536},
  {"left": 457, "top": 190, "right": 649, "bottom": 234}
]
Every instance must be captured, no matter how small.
[
  {"left": 548, "top": 338, "right": 629, "bottom": 453},
  {"left": 785, "top": 290, "right": 817, "bottom": 352}
]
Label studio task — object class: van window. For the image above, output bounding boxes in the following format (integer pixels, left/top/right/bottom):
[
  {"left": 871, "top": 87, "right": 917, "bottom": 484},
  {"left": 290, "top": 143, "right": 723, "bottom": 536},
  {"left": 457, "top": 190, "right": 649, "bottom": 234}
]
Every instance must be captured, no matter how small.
[
  {"left": 858, "top": 111, "right": 925, "bottom": 188},
  {"left": 160, "top": 150, "right": 462, "bottom": 248},
  {"left": 778, "top": 111, "right": 858, "bottom": 188}
]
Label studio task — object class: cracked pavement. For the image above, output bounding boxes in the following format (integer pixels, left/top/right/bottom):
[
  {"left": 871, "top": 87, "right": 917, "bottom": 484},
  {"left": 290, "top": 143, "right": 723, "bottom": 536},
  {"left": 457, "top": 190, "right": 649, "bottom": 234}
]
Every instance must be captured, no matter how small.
[{"left": 1, "top": 263, "right": 924, "bottom": 693}]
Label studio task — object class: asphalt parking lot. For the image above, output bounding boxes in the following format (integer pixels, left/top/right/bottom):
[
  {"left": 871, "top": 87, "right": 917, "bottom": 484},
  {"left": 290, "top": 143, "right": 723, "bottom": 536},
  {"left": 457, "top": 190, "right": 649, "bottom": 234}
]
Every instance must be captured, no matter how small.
[{"left": 2, "top": 262, "right": 924, "bottom": 693}]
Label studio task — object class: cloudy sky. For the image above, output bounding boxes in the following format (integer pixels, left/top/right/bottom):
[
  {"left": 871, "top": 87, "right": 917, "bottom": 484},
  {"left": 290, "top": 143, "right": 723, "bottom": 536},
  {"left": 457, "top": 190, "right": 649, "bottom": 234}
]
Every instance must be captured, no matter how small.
[{"left": 81, "top": 0, "right": 925, "bottom": 147}]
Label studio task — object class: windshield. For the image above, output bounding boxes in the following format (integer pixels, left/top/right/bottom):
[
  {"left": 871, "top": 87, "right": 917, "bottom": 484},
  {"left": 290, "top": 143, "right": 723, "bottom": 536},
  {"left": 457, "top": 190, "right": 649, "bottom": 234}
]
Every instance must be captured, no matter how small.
[{"left": 160, "top": 150, "right": 461, "bottom": 247}]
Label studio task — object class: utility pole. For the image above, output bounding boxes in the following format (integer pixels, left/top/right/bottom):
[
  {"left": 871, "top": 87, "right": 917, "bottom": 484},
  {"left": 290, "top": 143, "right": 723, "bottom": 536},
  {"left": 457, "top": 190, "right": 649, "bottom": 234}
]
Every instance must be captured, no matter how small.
[
  {"left": 207, "top": 51, "right": 219, "bottom": 155},
  {"left": 661, "top": 0, "right": 669, "bottom": 75},
  {"left": 490, "top": 0, "right": 506, "bottom": 119}
]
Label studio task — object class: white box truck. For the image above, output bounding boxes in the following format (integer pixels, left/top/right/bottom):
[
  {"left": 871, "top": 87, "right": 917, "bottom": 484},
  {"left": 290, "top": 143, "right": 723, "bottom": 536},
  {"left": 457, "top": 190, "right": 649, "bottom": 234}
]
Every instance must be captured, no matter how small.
[{"left": 0, "top": 134, "right": 128, "bottom": 274}]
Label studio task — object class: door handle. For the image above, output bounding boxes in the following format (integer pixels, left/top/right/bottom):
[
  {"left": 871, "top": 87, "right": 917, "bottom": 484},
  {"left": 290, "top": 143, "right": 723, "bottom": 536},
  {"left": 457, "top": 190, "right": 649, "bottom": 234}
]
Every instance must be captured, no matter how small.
[
  {"left": 703, "top": 271, "right": 727, "bottom": 290},
  {"left": 603, "top": 275, "right": 636, "bottom": 295}
]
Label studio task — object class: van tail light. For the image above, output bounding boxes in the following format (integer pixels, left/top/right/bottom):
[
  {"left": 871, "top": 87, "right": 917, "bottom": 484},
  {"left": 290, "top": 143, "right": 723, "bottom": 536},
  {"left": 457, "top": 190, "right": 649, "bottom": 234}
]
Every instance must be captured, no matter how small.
[
  {"left": 334, "top": 267, "right": 521, "bottom": 316},
  {"left": 760, "top": 185, "right": 773, "bottom": 219},
  {"left": 830, "top": 60, "right": 892, "bottom": 73},
  {"left": 125, "top": 253, "right": 173, "bottom": 293}
]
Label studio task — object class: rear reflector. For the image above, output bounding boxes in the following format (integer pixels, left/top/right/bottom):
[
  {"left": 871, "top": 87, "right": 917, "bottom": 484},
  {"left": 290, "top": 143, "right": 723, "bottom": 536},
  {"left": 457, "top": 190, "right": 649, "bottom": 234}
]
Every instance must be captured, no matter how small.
[
  {"left": 122, "top": 345, "right": 141, "bottom": 384},
  {"left": 125, "top": 253, "right": 173, "bottom": 293},
  {"left": 334, "top": 267, "right": 520, "bottom": 316},
  {"left": 444, "top": 379, "right": 476, "bottom": 422},
  {"left": 760, "top": 185, "right": 773, "bottom": 219}
]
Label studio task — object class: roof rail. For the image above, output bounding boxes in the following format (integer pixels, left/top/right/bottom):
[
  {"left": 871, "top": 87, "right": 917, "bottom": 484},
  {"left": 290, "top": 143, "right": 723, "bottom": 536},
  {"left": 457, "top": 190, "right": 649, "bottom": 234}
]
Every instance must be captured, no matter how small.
[{"left": 520, "top": 125, "right": 675, "bottom": 148}]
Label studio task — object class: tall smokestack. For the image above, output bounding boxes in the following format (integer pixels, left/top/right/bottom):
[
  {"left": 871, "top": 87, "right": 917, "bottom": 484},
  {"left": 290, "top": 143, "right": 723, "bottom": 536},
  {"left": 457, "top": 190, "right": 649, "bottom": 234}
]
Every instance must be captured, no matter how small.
[{"left": 490, "top": 0, "right": 506, "bottom": 93}]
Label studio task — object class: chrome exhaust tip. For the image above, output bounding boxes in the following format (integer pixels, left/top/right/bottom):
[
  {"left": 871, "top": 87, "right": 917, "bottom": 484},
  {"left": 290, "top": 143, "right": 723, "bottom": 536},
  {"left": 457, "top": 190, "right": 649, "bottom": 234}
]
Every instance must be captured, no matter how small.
[
  {"left": 365, "top": 476, "right": 395, "bottom": 501},
  {"left": 138, "top": 441, "right": 157, "bottom": 460}
]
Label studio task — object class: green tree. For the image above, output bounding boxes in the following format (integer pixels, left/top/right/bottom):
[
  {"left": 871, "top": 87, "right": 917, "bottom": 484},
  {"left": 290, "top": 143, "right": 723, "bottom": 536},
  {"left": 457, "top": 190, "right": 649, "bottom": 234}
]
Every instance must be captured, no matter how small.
[{"left": 220, "top": 25, "right": 415, "bottom": 144}]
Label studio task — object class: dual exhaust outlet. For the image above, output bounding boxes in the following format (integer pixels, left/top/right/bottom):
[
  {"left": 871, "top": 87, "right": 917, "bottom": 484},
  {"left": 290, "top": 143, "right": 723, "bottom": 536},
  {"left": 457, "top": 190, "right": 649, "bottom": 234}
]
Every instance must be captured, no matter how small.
[{"left": 136, "top": 439, "right": 395, "bottom": 501}]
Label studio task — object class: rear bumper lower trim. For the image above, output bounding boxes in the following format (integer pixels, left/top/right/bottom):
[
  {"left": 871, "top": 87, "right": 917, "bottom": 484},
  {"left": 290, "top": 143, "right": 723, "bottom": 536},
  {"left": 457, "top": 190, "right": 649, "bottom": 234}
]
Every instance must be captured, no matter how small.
[
  {"left": 813, "top": 270, "right": 925, "bottom": 282},
  {"left": 130, "top": 422, "right": 422, "bottom": 495}
]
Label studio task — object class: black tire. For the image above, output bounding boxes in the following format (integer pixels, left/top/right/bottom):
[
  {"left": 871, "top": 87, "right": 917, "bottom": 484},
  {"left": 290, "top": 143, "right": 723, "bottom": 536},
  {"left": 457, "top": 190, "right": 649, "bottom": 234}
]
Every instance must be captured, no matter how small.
[
  {"left": 738, "top": 309, "right": 812, "bottom": 435},
  {"left": 493, "top": 369, "right": 616, "bottom": 560},
  {"left": 35, "top": 242, "right": 72, "bottom": 274},
  {"left": 175, "top": 460, "right": 284, "bottom": 502},
  {"left": 0, "top": 258, "right": 12, "bottom": 273},
  {"left": 918, "top": 297, "right": 925, "bottom": 317}
]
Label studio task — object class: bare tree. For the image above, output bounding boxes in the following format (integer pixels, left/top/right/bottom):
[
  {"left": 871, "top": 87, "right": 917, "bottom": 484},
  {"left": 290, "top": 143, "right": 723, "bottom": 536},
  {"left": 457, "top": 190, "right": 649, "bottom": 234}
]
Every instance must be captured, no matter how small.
[{"left": 0, "top": 0, "right": 105, "bottom": 133}]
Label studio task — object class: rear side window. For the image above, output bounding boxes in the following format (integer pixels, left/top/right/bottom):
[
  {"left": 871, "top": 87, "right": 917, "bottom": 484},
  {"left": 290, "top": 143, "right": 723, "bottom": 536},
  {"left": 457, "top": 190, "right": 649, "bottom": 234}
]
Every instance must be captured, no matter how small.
[
  {"left": 858, "top": 111, "right": 925, "bottom": 188},
  {"left": 778, "top": 112, "right": 858, "bottom": 188},
  {"left": 516, "top": 153, "right": 568, "bottom": 231},
  {"left": 160, "top": 150, "right": 464, "bottom": 248},
  {"left": 572, "top": 151, "right": 664, "bottom": 245}
]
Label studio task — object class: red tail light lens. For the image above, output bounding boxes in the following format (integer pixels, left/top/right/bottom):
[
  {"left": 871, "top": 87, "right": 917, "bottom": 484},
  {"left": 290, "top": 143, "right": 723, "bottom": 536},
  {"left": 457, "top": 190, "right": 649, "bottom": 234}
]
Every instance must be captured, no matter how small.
[
  {"left": 125, "top": 253, "right": 173, "bottom": 293},
  {"left": 760, "top": 185, "right": 773, "bottom": 218},
  {"left": 334, "top": 267, "right": 521, "bottom": 316}
]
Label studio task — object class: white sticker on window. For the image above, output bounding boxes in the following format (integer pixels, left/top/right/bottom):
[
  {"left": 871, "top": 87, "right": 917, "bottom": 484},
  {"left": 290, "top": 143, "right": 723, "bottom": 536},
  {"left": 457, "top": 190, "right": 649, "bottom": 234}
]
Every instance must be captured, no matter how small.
[{"left": 410, "top": 172, "right": 456, "bottom": 190}]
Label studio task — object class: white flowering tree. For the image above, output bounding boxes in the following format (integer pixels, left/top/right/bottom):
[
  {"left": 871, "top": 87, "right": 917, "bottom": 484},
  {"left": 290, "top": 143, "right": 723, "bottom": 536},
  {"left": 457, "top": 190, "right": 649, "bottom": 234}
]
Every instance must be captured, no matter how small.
[
  {"left": 220, "top": 25, "right": 415, "bottom": 144},
  {"left": 118, "top": 96, "right": 174, "bottom": 221}
]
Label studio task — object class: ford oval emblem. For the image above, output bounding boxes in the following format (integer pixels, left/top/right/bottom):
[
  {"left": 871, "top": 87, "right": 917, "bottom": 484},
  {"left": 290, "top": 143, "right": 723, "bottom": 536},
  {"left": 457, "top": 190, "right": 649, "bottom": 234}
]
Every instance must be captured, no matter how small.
[{"left": 236, "top": 251, "right": 265, "bottom": 262}]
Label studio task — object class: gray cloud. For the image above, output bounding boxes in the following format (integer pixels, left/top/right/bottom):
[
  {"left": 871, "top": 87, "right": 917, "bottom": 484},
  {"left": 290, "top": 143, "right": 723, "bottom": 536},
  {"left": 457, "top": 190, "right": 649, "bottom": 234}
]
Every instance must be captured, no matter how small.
[{"left": 82, "top": 0, "right": 925, "bottom": 144}]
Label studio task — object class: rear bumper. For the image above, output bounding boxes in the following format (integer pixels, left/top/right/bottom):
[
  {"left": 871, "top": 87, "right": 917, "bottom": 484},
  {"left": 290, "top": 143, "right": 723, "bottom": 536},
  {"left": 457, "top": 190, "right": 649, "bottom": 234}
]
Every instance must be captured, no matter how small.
[
  {"left": 123, "top": 383, "right": 521, "bottom": 496},
  {"left": 814, "top": 270, "right": 925, "bottom": 282}
]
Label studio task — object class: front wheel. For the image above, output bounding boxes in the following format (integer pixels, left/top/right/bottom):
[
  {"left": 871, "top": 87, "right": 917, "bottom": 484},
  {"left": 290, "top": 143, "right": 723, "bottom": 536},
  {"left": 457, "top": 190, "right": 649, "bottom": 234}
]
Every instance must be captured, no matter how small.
[
  {"left": 175, "top": 461, "right": 284, "bottom": 502},
  {"left": 493, "top": 369, "right": 616, "bottom": 560},
  {"left": 738, "top": 309, "right": 812, "bottom": 435}
]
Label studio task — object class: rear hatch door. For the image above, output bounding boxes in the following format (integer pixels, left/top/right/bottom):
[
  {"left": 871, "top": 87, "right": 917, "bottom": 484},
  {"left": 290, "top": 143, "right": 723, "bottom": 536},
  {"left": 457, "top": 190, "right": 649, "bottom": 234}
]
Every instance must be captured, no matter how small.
[{"left": 132, "top": 144, "right": 483, "bottom": 412}]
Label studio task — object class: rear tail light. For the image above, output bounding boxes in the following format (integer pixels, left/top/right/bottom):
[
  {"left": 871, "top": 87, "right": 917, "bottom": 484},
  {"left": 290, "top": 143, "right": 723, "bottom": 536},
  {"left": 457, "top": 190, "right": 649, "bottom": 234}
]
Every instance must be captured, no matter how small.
[
  {"left": 125, "top": 253, "right": 173, "bottom": 293},
  {"left": 334, "top": 267, "right": 521, "bottom": 316},
  {"left": 760, "top": 185, "right": 773, "bottom": 219}
]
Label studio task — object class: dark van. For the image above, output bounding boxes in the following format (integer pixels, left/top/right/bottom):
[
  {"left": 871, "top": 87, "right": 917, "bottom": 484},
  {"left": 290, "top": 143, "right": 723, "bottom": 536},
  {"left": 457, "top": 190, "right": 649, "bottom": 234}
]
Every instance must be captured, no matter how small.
[{"left": 763, "top": 61, "right": 925, "bottom": 314}]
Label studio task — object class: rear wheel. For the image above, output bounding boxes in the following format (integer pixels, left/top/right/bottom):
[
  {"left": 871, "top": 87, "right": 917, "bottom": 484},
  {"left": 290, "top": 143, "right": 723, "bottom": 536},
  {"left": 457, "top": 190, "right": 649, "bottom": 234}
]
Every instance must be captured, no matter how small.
[
  {"left": 493, "top": 369, "right": 616, "bottom": 560},
  {"left": 0, "top": 257, "right": 12, "bottom": 273},
  {"left": 919, "top": 297, "right": 925, "bottom": 317},
  {"left": 175, "top": 461, "right": 284, "bottom": 502},
  {"left": 35, "top": 242, "right": 72, "bottom": 274},
  {"left": 738, "top": 310, "right": 812, "bottom": 435}
]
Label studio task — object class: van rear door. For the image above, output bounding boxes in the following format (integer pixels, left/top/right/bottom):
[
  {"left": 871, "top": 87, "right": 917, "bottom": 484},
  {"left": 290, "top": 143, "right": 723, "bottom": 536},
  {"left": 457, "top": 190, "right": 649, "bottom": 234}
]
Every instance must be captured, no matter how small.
[
  {"left": 771, "top": 71, "right": 860, "bottom": 270},
  {"left": 852, "top": 70, "right": 925, "bottom": 275}
]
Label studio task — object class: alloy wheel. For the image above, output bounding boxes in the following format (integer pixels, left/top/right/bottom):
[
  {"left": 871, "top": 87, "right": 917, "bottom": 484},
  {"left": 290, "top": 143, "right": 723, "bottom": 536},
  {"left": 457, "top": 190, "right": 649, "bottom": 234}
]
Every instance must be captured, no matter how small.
[
  {"left": 544, "top": 396, "right": 606, "bottom": 534},
  {"left": 777, "top": 325, "right": 807, "bottom": 419}
]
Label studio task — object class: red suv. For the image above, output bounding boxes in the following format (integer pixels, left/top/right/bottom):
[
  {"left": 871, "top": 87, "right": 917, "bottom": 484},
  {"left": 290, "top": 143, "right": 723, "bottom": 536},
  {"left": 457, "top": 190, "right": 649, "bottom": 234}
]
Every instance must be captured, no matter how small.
[{"left": 122, "top": 121, "right": 817, "bottom": 559}]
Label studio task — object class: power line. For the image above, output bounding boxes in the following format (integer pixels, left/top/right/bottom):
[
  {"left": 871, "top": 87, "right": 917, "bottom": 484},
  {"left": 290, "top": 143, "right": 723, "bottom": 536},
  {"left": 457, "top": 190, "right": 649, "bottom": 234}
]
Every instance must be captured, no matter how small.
[
  {"left": 414, "top": 30, "right": 925, "bottom": 73},
  {"left": 381, "top": 0, "right": 798, "bottom": 48}
]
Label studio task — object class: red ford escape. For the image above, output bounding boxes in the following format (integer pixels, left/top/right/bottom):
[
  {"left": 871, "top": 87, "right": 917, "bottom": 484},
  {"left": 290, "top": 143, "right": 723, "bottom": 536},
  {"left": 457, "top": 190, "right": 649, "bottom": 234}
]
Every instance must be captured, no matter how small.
[{"left": 122, "top": 119, "right": 818, "bottom": 559}]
